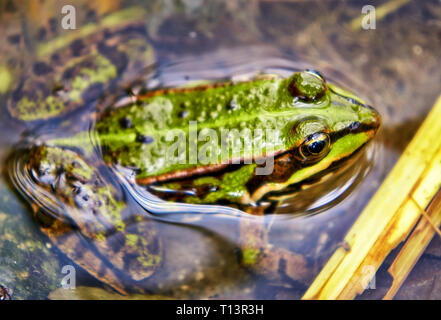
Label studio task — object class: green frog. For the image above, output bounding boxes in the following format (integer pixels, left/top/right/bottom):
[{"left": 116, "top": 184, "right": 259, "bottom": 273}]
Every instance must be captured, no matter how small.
[
  {"left": 95, "top": 70, "right": 380, "bottom": 212},
  {"left": 10, "top": 66, "right": 380, "bottom": 294}
]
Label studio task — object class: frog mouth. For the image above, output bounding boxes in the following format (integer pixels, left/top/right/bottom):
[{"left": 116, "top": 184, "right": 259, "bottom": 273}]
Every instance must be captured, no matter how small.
[{"left": 257, "top": 140, "right": 376, "bottom": 215}]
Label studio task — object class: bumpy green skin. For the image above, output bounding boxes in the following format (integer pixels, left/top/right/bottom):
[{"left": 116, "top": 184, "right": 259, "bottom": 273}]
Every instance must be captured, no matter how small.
[
  {"left": 0, "top": 66, "right": 12, "bottom": 94},
  {"left": 97, "top": 77, "right": 282, "bottom": 178},
  {"left": 97, "top": 71, "right": 380, "bottom": 179}
]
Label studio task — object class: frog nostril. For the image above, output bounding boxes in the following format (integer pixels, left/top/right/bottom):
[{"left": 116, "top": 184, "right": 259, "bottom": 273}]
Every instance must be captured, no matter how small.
[{"left": 349, "top": 121, "right": 361, "bottom": 131}]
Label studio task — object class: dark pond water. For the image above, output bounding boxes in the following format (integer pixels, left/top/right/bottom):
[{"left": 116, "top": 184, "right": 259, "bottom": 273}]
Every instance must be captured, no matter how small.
[{"left": 0, "top": 0, "right": 440, "bottom": 299}]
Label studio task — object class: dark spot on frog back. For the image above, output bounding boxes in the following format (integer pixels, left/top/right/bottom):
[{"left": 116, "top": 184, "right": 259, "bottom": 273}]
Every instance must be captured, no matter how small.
[
  {"left": 85, "top": 9, "right": 98, "bottom": 23},
  {"left": 178, "top": 110, "right": 189, "bottom": 119},
  {"left": 7, "top": 34, "right": 21, "bottom": 45},
  {"left": 51, "top": 53, "right": 60, "bottom": 63},
  {"left": 37, "top": 27, "right": 47, "bottom": 41},
  {"left": 33, "top": 61, "right": 53, "bottom": 76},
  {"left": 62, "top": 66, "right": 74, "bottom": 81},
  {"left": 119, "top": 117, "right": 133, "bottom": 129},
  {"left": 70, "top": 39, "right": 86, "bottom": 57},
  {"left": 49, "top": 18, "right": 58, "bottom": 34},
  {"left": 136, "top": 134, "right": 153, "bottom": 144}
]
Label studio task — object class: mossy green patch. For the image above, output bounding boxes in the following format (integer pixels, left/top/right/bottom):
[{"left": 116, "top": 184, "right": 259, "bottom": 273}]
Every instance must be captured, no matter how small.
[
  {"left": 241, "top": 248, "right": 261, "bottom": 267},
  {"left": 37, "top": 7, "right": 147, "bottom": 57},
  {"left": 187, "top": 164, "right": 256, "bottom": 204},
  {"left": 96, "top": 187, "right": 126, "bottom": 232},
  {"left": 0, "top": 65, "right": 12, "bottom": 94},
  {"left": 68, "top": 55, "right": 117, "bottom": 102}
]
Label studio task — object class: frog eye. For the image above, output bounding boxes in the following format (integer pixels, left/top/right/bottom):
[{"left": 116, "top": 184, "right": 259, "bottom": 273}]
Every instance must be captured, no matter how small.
[
  {"left": 288, "top": 70, "right": 327, "bottom": 102},
  {"left": 305, "top": 69, "right": 325, "bottom": 80},
  {"left": 298, "top": 132, "right": 330, "bottom": 162}
]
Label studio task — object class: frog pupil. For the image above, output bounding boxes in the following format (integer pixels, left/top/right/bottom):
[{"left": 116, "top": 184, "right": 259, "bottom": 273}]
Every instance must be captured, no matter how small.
[
  {"left": 298, "top": 132, "right": 331, "bottom": 162},
  {"left": 308, "top": 140, "right": 325, "bottom": 154}
]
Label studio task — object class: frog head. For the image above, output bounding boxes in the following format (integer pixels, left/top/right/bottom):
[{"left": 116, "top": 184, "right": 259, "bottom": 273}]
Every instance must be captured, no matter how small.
[
  {"left": 245, "top": 70, "right": 381, "bottom": 204},
  {"left": 274, "top": 70, "right": 380, "bottom": 162}
]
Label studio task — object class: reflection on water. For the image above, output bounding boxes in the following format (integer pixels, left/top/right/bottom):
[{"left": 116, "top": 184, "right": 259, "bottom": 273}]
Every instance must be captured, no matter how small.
[
  {"left": 7, "top": 49, "right": 381, "bottom": 298},
  {"left": 2, "top": 0, "right": 439, "bottom": 299}
]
